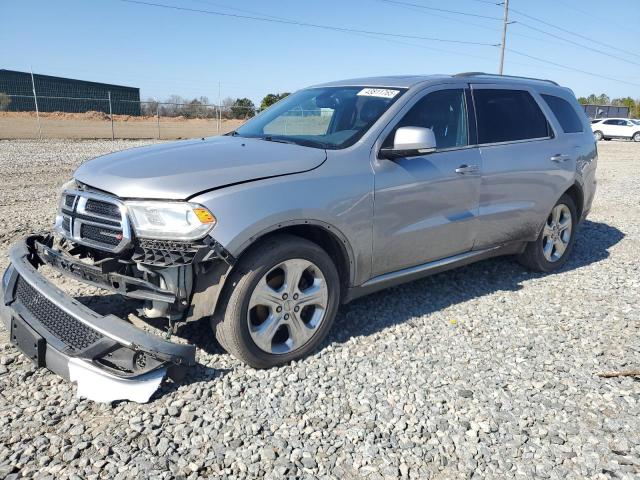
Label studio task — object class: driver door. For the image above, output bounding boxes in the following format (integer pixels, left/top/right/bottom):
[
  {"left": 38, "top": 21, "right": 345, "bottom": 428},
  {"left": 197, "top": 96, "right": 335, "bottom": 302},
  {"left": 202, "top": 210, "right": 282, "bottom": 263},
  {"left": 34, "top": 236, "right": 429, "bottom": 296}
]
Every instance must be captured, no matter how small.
[{"left": 371, "top": 87, "right": 482, "bottom": 276}]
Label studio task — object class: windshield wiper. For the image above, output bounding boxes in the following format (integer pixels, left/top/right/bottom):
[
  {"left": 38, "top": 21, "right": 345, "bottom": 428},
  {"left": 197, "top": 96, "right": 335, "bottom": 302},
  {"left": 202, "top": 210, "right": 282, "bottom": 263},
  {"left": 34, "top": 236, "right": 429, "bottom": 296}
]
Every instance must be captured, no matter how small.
[
  {"left": 259, "top": 135, "right": 328, "bottom": 149},
  {"left": 259, "top": 135, "right": 297, "bottom": 145}
]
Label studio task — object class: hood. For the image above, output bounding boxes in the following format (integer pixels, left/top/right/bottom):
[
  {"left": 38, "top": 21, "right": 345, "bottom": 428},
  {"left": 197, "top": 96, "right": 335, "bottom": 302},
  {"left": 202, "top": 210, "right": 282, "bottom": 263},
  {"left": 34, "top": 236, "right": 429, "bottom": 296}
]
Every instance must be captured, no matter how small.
[{"left": 74, "top": 136, "right": 327, "bottom": 200}]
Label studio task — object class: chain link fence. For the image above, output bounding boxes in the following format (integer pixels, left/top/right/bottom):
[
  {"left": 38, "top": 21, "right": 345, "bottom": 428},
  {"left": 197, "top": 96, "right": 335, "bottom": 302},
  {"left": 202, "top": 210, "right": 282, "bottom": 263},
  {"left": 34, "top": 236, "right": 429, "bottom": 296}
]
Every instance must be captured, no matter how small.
[
  {"left": 0, "top": 70, "right": 256, "bottom": 140},
  {"left": 0, "top": 94, "right": 255, "bottom": 140}
]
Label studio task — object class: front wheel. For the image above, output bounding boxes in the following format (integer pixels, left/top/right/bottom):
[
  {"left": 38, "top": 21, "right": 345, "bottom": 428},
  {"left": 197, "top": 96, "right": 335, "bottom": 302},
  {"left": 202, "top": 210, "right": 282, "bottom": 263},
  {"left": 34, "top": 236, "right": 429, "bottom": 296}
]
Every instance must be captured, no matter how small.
[
  {"left": 213, "top": 234, "right": 340, "bottom": 368},
  {"left": 518, "top": 194, "right": 577, "bottom": 272}
]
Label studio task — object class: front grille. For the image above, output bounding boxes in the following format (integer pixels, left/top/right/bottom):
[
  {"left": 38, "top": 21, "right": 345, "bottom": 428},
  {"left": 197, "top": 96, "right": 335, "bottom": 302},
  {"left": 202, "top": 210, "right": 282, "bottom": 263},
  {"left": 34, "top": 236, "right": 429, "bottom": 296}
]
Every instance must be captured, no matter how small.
[
  {"left": 85, "top": 199, "right": 121, "bottom": 219},
  {"left": 56, "top": 190, "right": 130, "bottom": 252},
  {"left": 133, "top": 238, "right": 202, "bottom": 266},
  {"left": 80, "top": 224, "right": 122, "bottom": 246},
  {"left": 15, "top": 276, "right": 104, "bottom": 351}
]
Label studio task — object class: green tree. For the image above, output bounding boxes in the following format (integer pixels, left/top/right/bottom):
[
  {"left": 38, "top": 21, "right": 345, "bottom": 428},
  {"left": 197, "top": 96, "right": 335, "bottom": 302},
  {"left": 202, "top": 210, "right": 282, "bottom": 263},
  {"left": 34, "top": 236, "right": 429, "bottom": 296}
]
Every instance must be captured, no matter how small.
[
  {"left": 231, "top": 98, "right": 256, "bottom": 119},
  {"left": 577, "top": 96, "right": 588, "bottom": 105},
  {"left": 0, "top": 92, "right": 11, "bottom": 111},
  {"left": 260, "top": 92, "right": 290, "bottom": 111}
]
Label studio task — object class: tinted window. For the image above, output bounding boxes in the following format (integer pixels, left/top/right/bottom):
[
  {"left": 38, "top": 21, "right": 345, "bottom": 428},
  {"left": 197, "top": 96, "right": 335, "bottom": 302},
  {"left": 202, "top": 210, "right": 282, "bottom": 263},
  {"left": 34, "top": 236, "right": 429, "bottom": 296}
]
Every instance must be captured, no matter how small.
[
  {"left": 474, "top": 89, "right": 550, "bottom": 144},
  {"left": 541, "top": 94, "right": 583, "bottom": 133},
  {"left": 603, "top": 119, "right": 617, "bottom": 125},
  {"left": 386, "top": 89, "right": 468, "bottom": 149}
]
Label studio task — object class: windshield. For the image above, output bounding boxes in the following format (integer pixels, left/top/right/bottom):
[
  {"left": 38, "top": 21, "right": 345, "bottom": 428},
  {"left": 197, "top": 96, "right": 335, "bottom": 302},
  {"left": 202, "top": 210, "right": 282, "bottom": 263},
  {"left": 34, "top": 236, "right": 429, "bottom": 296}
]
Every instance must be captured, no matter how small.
[
  {"left": 631, "top": 119, "right": 640, "bottom": 125},
  {"left": 234, "top": 86, "right": 406, "bottom": 149}
]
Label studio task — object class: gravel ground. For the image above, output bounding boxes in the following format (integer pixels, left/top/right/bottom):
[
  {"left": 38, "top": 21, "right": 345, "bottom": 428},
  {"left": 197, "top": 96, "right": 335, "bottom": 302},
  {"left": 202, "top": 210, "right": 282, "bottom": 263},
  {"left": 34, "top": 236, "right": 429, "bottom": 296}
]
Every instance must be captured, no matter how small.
[{"left": 0, "top": 139, "right": 639, "bottom": 479}]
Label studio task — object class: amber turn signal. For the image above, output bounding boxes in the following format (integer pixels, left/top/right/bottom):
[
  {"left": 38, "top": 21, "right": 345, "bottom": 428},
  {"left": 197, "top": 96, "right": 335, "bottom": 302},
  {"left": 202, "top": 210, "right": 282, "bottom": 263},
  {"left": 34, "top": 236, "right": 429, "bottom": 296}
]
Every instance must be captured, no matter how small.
[{"left": 193, "top": 207, "right": 216, "bottom": 224}]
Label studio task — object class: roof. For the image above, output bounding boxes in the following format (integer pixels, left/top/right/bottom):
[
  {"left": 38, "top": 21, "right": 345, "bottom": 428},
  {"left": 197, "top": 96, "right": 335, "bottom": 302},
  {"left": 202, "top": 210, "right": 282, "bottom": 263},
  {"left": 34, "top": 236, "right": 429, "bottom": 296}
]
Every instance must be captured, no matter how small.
[
  {"left": 313, "top": 72, "right": 562, "bottom": 90},
  {"left": 313, "top": 75, "right": 450, "bottom": 89}
]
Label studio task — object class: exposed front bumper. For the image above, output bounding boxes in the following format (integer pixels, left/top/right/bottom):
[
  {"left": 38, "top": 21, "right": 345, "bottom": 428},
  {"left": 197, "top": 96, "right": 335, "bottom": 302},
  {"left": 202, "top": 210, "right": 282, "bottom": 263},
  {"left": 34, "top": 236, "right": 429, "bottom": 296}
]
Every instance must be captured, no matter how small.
[{"left": 1, "top": 236, "right": 196, "bottom": 401}]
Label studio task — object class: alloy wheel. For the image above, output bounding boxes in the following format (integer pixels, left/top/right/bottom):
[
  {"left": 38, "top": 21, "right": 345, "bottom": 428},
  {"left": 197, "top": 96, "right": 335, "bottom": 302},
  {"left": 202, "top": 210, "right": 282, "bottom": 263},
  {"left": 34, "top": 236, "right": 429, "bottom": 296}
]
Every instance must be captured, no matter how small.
[
  {"left": 542, "top": 204, "right": 572, "bottom": 262},
  {"left": 247, "top": 259, "right": 329, "bottom": 354}
]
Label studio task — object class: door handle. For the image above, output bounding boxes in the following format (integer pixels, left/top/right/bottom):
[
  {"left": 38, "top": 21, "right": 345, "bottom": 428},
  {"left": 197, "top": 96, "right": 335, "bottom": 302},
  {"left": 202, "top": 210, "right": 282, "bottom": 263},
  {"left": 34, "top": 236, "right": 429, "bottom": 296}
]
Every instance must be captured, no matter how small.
[
  {"left": 455, "top": 164, "right": 479, "bottom": 174},
  {"left": 550, "top": 154, "right": 570, "bottom": 163}
]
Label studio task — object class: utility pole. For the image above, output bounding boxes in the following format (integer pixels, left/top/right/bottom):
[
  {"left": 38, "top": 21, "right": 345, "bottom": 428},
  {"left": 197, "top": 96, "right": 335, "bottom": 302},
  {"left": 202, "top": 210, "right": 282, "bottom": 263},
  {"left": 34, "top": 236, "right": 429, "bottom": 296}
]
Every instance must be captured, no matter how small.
[
  {"left": 217, "top": 81, "right": 221, "bottom": 135},
  {"left": 498, "top": 0, "right": 510, "bottom": 75}
]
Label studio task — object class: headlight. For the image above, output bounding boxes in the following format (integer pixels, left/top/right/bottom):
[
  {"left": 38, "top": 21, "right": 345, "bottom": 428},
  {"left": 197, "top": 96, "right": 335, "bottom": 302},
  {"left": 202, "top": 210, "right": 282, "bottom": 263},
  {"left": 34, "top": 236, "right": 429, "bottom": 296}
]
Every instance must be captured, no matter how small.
[{"left": 125, "top": 201, "right": 216, "bottom": 241}]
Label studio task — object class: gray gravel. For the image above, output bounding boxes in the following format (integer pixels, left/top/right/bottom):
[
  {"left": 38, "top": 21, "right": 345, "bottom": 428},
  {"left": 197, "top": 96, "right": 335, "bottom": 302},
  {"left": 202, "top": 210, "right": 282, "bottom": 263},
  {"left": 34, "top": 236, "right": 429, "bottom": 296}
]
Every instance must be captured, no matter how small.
[{"left": 1, "top": 139, "right": 639, "bottom": 479}]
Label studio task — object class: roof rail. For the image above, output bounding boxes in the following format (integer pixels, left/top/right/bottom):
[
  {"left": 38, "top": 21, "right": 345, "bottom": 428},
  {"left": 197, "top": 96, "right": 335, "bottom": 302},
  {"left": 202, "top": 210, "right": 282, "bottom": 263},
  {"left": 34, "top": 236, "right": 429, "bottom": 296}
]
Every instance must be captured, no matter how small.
[{"left": 453, "top": 72, "right": 559, "bottom": 86}]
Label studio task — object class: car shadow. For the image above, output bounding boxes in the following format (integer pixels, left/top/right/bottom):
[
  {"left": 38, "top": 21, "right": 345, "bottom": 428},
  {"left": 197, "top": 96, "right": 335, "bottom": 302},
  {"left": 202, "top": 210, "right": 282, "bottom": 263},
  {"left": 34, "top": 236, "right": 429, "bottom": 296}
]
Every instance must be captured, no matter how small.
[
  {"left": 326, "top": 220, "right": 624, "bottom": 347},
  {"left": 73, "top": 219, "right": 623, "bottom": 396}
]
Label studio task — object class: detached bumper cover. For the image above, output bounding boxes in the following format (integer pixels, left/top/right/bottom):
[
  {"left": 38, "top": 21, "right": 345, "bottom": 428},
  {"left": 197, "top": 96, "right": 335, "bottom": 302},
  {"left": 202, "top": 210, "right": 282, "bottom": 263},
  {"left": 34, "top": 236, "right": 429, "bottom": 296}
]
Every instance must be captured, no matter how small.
[{"left": 1, "top": 236, "right": 196, "bottom": 400}]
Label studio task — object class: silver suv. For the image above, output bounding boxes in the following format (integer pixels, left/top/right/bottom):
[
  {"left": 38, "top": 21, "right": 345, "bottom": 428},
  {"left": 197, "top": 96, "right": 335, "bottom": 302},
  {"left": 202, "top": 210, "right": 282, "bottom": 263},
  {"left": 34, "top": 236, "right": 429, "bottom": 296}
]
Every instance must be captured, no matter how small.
[{"left": 1, "top": 73, "right": 597, "bottom": 389}]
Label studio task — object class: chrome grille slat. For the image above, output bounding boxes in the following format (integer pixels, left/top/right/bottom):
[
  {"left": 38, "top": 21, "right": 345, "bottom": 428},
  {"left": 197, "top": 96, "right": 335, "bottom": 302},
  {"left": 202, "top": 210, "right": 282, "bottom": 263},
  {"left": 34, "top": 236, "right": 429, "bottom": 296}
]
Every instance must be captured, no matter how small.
[{"left": 54, "top": 189, "right": 132, "bottom": 253}]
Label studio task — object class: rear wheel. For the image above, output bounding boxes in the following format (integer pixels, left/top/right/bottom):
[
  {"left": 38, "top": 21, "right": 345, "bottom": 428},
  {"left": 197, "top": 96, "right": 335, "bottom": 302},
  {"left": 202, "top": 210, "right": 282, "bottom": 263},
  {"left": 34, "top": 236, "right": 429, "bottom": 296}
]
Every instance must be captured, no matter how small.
[
  {"left": 593, "top": 130, "right": 603, "bottom": 141},
  {"left": 213, "top": 234, "right": 340, "bottom": 368},
  {"left": 633, "top": 132, "right": 640, "bottom": 142},
  {"left": 518, "top": 194, "right": 577, "bottom": 272}
]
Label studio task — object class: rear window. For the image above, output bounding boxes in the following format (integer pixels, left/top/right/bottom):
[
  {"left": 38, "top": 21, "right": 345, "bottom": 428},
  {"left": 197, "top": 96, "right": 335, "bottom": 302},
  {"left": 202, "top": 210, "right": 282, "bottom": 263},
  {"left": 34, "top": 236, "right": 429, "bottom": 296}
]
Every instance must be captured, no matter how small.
[
  {"left": 541, "top": 94, "right": 583, "bottom": 133},
  {"left": 474, "top": 89, "right": 550, "bottom": 144}
]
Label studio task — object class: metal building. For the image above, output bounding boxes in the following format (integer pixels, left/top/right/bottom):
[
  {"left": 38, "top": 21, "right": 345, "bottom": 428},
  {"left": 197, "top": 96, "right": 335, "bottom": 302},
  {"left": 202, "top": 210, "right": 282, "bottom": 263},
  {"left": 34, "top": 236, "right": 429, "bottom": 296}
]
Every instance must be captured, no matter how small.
[
  {"left": 582, "top": 104, "right": 629, "bottom": 120},
  {"left": 0, "top": 69, "right": 141, "bottom": 116}
]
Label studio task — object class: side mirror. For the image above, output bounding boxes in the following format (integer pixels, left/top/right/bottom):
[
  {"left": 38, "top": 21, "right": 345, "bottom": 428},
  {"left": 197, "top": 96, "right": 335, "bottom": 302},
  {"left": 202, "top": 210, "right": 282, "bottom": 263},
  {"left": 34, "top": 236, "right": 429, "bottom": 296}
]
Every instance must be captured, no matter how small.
[{"left": 379, "top": 126, "right": 437, "bottom": 159}]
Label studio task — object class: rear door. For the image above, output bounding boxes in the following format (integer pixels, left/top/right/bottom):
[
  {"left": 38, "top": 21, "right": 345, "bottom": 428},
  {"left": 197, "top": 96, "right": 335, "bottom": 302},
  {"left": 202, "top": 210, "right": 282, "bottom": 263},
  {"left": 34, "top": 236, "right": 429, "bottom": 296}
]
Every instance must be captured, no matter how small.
[
  {"left": 471, "top": 85, "right": 575, "bottom": 248},
  {"left": 619, "top": 119, "right": 635, "bottom": 138}
]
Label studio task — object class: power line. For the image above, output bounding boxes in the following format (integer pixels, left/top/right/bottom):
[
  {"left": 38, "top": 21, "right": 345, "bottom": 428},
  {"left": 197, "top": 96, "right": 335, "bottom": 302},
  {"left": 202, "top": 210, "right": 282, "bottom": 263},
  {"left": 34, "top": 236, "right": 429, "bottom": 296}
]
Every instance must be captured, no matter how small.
[
  {"left": 515, "top": 21, "right": 640, "bottom": 68},
  {"left": 117, "top": 0, "right": 640, "bottom": 91},
  {"left": 554, "top": 0, "right": 636, "bottom": 35},
  {"left": 507, "top": 48, "right": 640, "bottom": 88},
  {"left": 378, "top": 0, "right": 503, "bottom": 20},
  {"left": 119, "top": 0, "right": 499, "bottom": 46},
  {"left": 509, "top": 6, "right": 640, "bottom": 59},
  {"left": 374, "top": 0, "right": 575, "bottom": 49}
]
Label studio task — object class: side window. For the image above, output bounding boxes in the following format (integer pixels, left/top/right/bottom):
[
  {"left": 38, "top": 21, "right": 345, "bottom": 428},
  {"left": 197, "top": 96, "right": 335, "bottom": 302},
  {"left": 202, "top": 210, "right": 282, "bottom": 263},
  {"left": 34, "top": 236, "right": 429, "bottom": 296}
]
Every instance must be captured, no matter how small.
[
  {"left": 474, "top": 89, "right": 551, "bottom": 144},
  {"left": 385, "top": 89, "right": 468, "bottom": 150},
  {"left": 603, "top": 119, "right": 617, "bottom": 125},
  {"left": 540, "top": 94, "right": 583, "bottom": 133}
]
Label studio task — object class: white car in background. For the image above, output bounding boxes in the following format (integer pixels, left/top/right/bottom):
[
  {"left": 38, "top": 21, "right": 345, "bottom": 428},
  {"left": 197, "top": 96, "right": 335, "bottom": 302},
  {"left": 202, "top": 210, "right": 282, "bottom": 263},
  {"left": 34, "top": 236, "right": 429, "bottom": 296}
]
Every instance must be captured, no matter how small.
[{"left": 591, "top": 117, "right": 640, "bottom": 142}]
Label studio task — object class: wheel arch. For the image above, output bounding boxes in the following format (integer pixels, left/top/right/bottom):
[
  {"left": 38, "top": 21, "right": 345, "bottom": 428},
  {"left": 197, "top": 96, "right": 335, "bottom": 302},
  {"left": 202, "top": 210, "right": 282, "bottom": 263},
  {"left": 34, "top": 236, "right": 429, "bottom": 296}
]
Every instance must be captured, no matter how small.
[
  {"left": 563, "top": 182, "right": 585, "bottom": 221},
  {"left": 234, "top": 220, "right": 356, "bottom": 297}
]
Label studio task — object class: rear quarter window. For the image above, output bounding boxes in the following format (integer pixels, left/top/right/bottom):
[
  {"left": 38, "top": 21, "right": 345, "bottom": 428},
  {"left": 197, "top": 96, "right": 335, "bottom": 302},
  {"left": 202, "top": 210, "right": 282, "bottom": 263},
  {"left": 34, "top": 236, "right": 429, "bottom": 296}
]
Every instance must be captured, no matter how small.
[
  {"left": 541, "top": 94, "right": 584, "bottom": 133},
  {"left": 474, "top": 89, "right": 551, "bottom": 144}
]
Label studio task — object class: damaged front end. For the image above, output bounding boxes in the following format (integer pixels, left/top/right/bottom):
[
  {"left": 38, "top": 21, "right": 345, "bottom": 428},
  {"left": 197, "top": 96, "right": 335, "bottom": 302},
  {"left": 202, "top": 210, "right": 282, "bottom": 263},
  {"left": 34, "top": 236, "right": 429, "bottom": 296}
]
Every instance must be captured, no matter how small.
[
  {"left": 0, "top": 222, "right": 235, "bottom": 402},
  {"left": 0, "top": 235, "right": 200, "bottom": 402},
  {"left": 1, "top": 183, "right": 237, "bottom": 402}
]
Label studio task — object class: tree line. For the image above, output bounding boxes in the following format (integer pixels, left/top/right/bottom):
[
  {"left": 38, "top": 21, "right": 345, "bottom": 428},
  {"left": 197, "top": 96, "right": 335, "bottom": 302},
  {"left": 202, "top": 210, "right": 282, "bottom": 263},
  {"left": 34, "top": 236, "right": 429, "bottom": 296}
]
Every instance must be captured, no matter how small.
[{"left": 139, "top": 92, "right": 291, "bottom": 119}]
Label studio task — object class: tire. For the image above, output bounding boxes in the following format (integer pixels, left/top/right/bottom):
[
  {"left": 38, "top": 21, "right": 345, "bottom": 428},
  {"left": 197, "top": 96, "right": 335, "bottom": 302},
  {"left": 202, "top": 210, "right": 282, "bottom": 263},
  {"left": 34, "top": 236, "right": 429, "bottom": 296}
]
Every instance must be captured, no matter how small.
[
  {"left": 593, "top": 130, "right": 603, "bottom": 141},
  {"left": 213, "top": 234, "right": 340, "bottom": 368},
  {"left": 517, "top": 194, "right": 577, "bottom": 273},
  {"left": 633, "top": 132, "right": 640, "bottom": 142}
]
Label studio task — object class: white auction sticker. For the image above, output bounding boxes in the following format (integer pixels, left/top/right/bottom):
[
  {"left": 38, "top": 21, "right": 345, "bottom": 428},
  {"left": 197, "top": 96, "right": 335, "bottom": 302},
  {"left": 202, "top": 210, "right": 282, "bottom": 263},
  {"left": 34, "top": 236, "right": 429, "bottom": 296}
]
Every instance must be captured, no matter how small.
[{"left": 357, "top": 88, "right": 400, "bottom": 99}]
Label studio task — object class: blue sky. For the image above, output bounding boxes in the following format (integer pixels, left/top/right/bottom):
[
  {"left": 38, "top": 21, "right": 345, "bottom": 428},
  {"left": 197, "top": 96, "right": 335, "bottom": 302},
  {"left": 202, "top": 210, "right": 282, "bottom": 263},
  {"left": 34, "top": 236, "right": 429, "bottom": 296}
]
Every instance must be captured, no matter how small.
[{"left": 2, "top": 0, "right": 639, "bottom": 105}]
